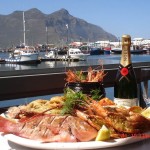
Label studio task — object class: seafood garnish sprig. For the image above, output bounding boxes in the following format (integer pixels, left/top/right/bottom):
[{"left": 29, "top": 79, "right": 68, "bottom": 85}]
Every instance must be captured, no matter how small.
[
  {"left": 90, "top": 89, "right": 103, "bottom": 100},
  {"left": 65, "top": 61, "right": 107, "bottom": 82},
  {"left": 61, "top": 88, "right": 90, "bottom": 115}
]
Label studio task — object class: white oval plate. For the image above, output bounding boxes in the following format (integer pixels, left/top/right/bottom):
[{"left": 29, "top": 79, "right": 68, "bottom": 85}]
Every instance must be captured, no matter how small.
[{"left": 3, "top": 133, "right": 147, "bottom": 150}]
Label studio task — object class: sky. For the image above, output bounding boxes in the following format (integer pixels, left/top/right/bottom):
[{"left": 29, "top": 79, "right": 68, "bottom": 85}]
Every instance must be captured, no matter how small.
[{"left": 0, "top": 0, "right": 150, "bottom": 39}]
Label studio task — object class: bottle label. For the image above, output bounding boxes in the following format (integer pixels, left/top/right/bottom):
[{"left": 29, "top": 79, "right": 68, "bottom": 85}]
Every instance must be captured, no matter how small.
[
  {"left": 120, "top": 67, "right": 129, "bottom": 76},
  {"left": 114, "top": 98, "right": 138, "bottom": 107}
]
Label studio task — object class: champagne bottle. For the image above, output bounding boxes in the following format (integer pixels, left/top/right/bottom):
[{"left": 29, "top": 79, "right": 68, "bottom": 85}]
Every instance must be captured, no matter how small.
[{"left": 114, "top": 34, "right": 138, "bottom": 107}]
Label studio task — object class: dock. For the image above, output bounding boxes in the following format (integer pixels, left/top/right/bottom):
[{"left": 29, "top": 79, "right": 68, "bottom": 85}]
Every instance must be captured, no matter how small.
[
  {"left": 40, "top": 57, "right": 80, "bottom": 62},
  {"left": 0, "top": 57, "right": 81, "bottom": 64}
]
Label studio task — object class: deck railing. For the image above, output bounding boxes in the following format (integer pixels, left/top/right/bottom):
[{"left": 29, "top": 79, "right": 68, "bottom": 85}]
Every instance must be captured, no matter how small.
[{"left": 0, "top": 62, "right": 150, "bottom": 112}]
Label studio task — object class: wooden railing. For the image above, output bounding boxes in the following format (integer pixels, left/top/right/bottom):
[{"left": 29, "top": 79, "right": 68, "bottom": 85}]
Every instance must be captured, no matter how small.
[{"left": 0, "top": 62, "right": 150, "bottom": 112}]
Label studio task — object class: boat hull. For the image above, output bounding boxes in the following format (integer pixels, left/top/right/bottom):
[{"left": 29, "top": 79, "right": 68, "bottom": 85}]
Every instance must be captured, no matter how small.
[
  {"left": 111, "top": 49, "right": 148, "bottom": 54},
  {"left": 90, "top": 48, "right": 104, "bottom": 55},
  {"left": 5, "top": 53, "right": 40, "bottom": 64},
  {"left": 5, "top": 59, "right": 41, "bottom": 64},
  {"left": 68, "top": 48, "right": 89, "bottom": 60},
  {"left": 68, "top": 54, "right": 89, "bottom": 61},
  {"left": 20, "top": 53, "right": 39, "bottom": 61}
]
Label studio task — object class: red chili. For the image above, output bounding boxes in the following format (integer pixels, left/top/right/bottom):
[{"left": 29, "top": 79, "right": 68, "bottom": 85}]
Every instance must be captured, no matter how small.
[{"left": 121, "top": 68, "right": 128, "bottom": 76}]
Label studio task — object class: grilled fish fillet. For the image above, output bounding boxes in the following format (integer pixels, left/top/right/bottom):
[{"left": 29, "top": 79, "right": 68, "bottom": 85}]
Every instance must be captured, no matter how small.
[{"left": 0, "top": 114, "right": 97, "bottom": 142}]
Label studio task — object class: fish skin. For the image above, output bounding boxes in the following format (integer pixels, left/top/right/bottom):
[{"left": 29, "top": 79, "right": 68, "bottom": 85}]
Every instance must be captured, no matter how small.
[
  {"left": 0, "top": 114, "right": 97, "bottom": 142},
  {"left": 0, "top": 116, "right": 17, "bottom": 133}
]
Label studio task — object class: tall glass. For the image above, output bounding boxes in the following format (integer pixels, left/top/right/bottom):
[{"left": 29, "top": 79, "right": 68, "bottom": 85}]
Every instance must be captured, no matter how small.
[{"left": 142, "top": 81, "right": 150, "bottom": 107}]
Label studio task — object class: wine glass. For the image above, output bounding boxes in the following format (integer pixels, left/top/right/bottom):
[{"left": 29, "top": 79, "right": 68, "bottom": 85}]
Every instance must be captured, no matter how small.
[
  {"left": 142, "top": 81, "right": 150, "bottom": 107},
  {"left": 144, "top": 97, "right": 150, "bottom": 107}
]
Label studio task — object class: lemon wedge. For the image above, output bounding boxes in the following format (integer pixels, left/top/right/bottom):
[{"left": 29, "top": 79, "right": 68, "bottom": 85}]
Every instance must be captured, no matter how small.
[
  {"left": 141, "top": 107, "right": 150, "bottom": 118},
  {"left": 95, "top": 125, "right": 110, "bottom": 141}
]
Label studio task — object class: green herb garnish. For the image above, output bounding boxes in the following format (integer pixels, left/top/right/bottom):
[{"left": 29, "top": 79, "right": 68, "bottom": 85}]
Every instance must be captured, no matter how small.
[
  {"left": 61, "top": 88, "right": 88, "bottom": 115},
  {"left": 90, "top": 89, "right": 102, "bottom": 100}
]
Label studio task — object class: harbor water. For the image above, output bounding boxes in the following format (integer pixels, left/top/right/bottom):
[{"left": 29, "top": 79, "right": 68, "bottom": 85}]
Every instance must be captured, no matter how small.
[
  {"left": 0, "top": 52, "right": 150, "bottom": 108},
  {"left": 0, "top": 52, "right": 150, "bottom": 71}
]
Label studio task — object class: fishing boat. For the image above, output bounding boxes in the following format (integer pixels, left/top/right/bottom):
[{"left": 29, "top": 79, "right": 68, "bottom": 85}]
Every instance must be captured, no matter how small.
[
  {"left": 5, "top": 12, "right": 40, "bottom": 64},
  {"left": 5, "top": 45, "right": 40, "bottom": 64},
  {"left": 90, "top": 48, "right": 104, "bottom": 55}
]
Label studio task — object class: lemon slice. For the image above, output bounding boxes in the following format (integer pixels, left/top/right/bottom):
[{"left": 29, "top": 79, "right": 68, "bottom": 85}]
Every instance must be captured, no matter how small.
[
  {"left": 95, "top": 125, "right": 110, "bottom": 141},
  {"left": 141, "top": 107, "right": 150, "bottom": 118}
]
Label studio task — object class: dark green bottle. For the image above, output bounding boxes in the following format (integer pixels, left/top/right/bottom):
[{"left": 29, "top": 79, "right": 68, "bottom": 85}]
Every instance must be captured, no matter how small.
[{"left": 114, "top": 35, "right": 138, "bottom": 107}]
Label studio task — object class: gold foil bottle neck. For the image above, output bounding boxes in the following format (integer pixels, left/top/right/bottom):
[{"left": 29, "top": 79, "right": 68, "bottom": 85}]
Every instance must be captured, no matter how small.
[
  {"left": 120, "top": 34, "right": 132, "bottom": 67},
  {"left": 122, "top": 35, "right": 131, "bottom": 46}
]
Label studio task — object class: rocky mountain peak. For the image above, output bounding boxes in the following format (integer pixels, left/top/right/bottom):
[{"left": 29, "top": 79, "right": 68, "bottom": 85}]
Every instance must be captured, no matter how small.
[
  {"left": 24, "top": 8, "right": 45, "bottom": 19},
  {"left": 53, "top": 8, "right": 69, "bottom": 15},
  {"left": 0, "top": 8, "right": 117, "bottom": 48}
]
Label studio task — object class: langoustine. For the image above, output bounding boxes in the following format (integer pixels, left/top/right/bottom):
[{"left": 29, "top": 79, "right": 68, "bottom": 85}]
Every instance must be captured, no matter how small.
[
  {"left": 89, "top": 100, "right": 150, "bottom": 134},
  {"left": 65, "top": 63, "right": 107, "bottom": 83}
]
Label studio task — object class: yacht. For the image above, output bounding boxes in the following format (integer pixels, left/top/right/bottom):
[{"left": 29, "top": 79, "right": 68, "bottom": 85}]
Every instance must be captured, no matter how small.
[
  {"left": 5, "top": 12, "right": 40, "bottom": 64},
  {"left": 5, "top": 45, "right": 39, "bottom": 63}
]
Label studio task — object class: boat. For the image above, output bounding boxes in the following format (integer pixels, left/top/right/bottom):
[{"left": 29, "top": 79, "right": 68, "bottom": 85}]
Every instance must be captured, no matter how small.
[
  {"left": 103, "top": 47, "right": 111, "bottom": 55},
  {"left": 5, "top": 12, "right": 40, "bottom": 64},
  {"left": 90, "top": 48, "right": 104, "bottom": 55},
  {"left": 44, "top": 48, "right": 89, "bottom": 61},
  {"left": 5, "top": 45, "right": 40, "bottom": 64},
  {"left": 44, "top": 50, "right": 68, "bottom": 61},
  {"left": 67, "top": 48, "right": 89, "bottom": 61},
  {"left": 0, "top": 58, "right": 5, "bottom": 63},
  {"left": 79, "top": 45, "right": 91, "bottom": 54},
  {"left": 110, "top": 47, "right": 122, "bottom": 54},
  {"left": 111, "top": 47, "right": 148, "bottom": 54}
]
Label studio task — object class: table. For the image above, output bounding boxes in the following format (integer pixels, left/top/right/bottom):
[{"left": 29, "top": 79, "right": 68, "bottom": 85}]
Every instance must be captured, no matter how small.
[{"left": 0, "top": 134, "right": 150, "bottom": 150}]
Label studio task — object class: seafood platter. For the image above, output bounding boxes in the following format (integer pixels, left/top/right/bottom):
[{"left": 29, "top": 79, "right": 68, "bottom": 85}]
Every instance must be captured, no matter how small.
[{"left": 0, "top": 66, "right": 150, "bottom": 149}]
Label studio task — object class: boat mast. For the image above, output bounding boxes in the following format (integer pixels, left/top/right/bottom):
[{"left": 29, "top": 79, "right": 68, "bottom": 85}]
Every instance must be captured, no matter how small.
[{"left": 23, "top": 11, "right": 26, "bottom": 45}]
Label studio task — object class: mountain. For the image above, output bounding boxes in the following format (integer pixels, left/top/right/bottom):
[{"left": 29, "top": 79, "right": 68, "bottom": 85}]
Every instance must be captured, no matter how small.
[{"left": 0, "top": 8, "right": 117, "bottom": 48}]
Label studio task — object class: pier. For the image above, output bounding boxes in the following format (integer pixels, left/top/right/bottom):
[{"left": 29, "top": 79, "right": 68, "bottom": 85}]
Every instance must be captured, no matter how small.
[
  {"left": 40, "top": 57, "right": 80, "bottom": 62},
  {"left": 0, "top": 57, "right": 81, "bottom": 65}
]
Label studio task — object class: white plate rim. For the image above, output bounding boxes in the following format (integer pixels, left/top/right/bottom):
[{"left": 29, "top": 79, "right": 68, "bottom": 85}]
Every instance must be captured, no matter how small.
[
  {"left": 1, "top": 113, "right": 150, "bottom": 149},
  {"left": 2, "top": 133, "right": 147, "bottom": 150}
]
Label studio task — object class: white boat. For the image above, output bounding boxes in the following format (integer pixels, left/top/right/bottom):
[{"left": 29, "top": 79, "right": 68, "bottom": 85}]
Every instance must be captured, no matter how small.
[
  {"left": 5, "top": 45, "right": 39, "bottom": 63},
  {"left": 45, "top": 50, "right": 59, "bottom": 59},
  {"left": 44, "top": 50, "right": 68, "bottom": 61},
  {"left": 44, "top": 48, "right": 89, "bottom": 61},
  {"left": 67, "top": 48, "right": 89, "bottom": 60}
]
